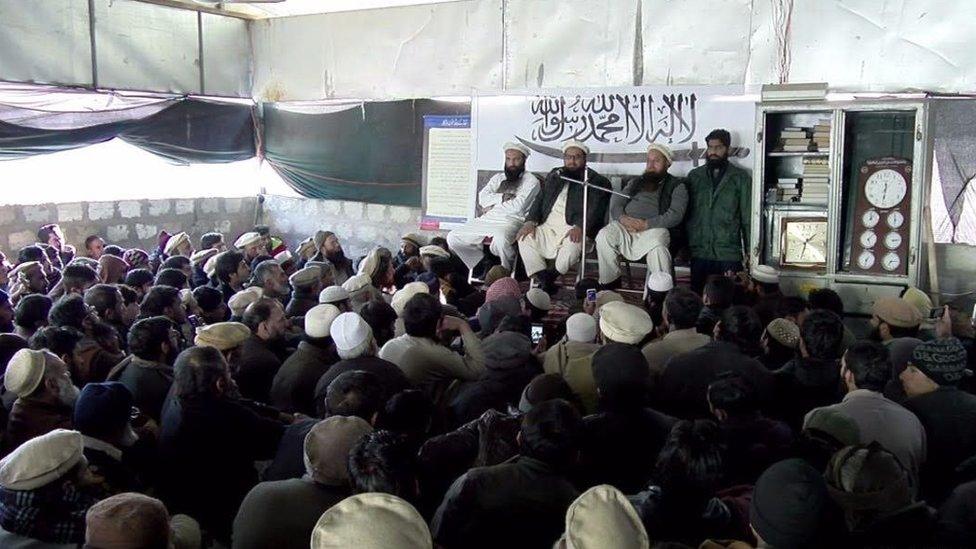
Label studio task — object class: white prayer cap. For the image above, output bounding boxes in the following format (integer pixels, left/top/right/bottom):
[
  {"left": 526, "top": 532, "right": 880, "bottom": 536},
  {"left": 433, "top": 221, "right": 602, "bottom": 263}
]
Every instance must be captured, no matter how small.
[
  {"left": 319, "top": 285, "right": 350, "bottom": 304},
  {"left": 0, "top": 429, "right": 84, "bottom": 491},
  {"left": 526, "top": 288, "right": 552, "bottom": 311},
  {"left": 311, "top": 493, "right": 432, "bottom": 549},
  {"left": 751, "top": 265, "right": 780, "bottom": 285},
  {"left": 203, "top": 253, "right": 221, "bottom": 278},
  {"left": 646, "top": 272, "right": 674, "bottom": 293},
  {"left": 4, "top": 348, "right": 48, "bottom": 398},
  {"left": 647, "top": 143, "right": 674, "bottom": 163},
  {"left": 330, "top": 312, "right": 371, "bottom": 353},
  {"left": 392, "top": 282, "right": 429, "bottom": 316},
  {"left": 234, "top": 232, "right": 262, "bottom": 250},
  {"left": 561, "top": 140, "right": 590, "bottom": 155},
  {"left": 566, "top": 313, "right": 597, "bottom": 343},
  {"left": 599, "top": 301, "right": 654, "bottom": 345},
  {"left": 419, "top": 245, "right": 450, "bottom": 259},
  {"left": 503, "top": 141, "right": 531, "bottom": 158},
  {"left": 163, "top": 232, "right": 190, "bottom": 256},
  {"left": 305, "top": 304, "right": 341, "bottom": 339}
]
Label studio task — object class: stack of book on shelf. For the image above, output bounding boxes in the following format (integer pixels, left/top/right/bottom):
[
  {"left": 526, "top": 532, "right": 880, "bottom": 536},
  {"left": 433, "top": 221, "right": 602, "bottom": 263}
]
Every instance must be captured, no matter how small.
[
  {"left": 777, "top": 127, "right": 814, "bottom": 152},
  {"left": 800, "top": 157, "right": 830, "bottom": 203},
  {"left": 775, "top": 177, "right": 800, "bottom": 202},
  {"left": 811, "top": 119, "right": 831, "bottom": 152}
]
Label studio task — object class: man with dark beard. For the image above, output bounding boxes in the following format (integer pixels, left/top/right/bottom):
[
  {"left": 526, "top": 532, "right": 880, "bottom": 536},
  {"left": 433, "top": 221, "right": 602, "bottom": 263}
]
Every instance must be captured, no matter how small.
[
  {"left": 448, "top": 142, "right": 540, "bottom": 274},
  {"left": 596, "top": 143, "right": 687, "bottom": 289},
  {"left": 685, "top": 129, "right": 752, "bottom": 293},
  {"left": 517, "top": 140, "right": 611, "bottom": 294},
  {"left": 310, "top": 231, "right": 355, "bottom": 286},
  {"left": 107, "top": 316, "right": 181, "bottom": 422}
]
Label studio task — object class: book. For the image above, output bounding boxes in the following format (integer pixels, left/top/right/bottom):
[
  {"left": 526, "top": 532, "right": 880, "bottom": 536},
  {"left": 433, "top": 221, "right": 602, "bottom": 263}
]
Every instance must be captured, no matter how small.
[
  {"left": 777, "top": 177, "right": 801, "bottom": 184},
  {"left": 781, "top": 131, "right": 811, "bottom": 139},
  {"left": 783, "top": 138, "right": 814, "bottom": 146},
  {"left": 782, "top": 145, "right": 815, "bottom": 152},
  {"left": 813, "top": 131, "right": 831, "bottom": 139}
]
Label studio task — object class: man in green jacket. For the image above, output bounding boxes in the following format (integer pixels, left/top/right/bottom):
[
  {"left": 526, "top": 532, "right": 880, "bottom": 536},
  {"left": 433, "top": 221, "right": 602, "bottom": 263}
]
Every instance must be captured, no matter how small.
[{"left": 685, "top": 129, "right": 752, "bottom": 293}]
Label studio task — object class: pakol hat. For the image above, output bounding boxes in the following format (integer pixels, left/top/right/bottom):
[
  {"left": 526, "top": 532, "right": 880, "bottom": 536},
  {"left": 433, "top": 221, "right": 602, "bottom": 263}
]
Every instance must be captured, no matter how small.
[
  {"left": 311, "top": 493, "right": 432, "bottom": 548},
  {"left": 163, "top": 232, "right": 190, "bottom": 256},
  {"left": 290, "top": 266, "right": 321, "bottom": 289},
  {"left": 306, "top": 304, "right": 341, "bottom": 339},
  {"left": 392, "top": 282, "right": 429, "bottom": 316},
  {"left": 319, "top": 285, "right": 350, "bottom": 304},
  {"left": 194, "top": 322, "right": 251, "bottom": 351},
  {"left": 419, "top": 245, "right": 450, "bottom": 259},
  {"left": 85, "top": 492, "right": 171, "bottom": 548},
  {"left": 190, "top": 248, "right": 219, "bottom": 266},
  {"left": 234, "top": 232, "right": 262, "bottom": 250},
  {"left": 401, "top": 233, "right": 426, "bottom": 249},
  {"left": 0, "top": 429, "right": 84, "bottom": 491},
  {"left": 4, "top": 348, "right": 48, "bottom": 398},
  {"left": 303, "top": 416, "right": 373, "bottom": 486},
  {"left": 872, "top": 297, "right": 922, "bottom": 328},
  {"left": 598, "top": 302, "right": 653, "bottom": 344}
]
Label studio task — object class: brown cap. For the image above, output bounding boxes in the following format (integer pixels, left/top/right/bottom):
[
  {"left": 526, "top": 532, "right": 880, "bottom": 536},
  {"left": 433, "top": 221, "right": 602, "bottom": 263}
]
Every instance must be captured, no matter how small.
[
  {"left": 85, "top": 492, "right": 171, "bottom": 549},
  {"left": 872, "top": 297, "right": 922, "bottom": 328}
]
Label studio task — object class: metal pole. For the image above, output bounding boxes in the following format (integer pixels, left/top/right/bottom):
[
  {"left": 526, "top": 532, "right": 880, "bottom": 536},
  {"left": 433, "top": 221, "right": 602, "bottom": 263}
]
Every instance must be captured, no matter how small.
[{"left": 580, "top": 168, "right": 589, "bottom": 278}]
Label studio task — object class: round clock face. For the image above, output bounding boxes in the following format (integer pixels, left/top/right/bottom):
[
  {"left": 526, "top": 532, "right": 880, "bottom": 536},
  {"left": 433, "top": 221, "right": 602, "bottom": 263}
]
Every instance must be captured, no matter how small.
[
  {"left": 887, "top": 211, "right": 905, "bottom": 229},
  {"left": 859, "top": 230, "right": 877, "bottom": 248},
  {"left": 857, "top": 250, "right": 876, "bottom": 270},
  {"left": 862, "top": 210, "right": 880, "bottom": 228},
  {"left": 882, "top": 252, "right": 901, "bottom": 272},
  {"left": 864, "top": 168, "right": 908, "bottom": 209},
  {"left": 783, "top": 220, "right": 828, "bottom": 265},
  {"left": 884, "top": 232, "right": 902, "bottom": 250}
]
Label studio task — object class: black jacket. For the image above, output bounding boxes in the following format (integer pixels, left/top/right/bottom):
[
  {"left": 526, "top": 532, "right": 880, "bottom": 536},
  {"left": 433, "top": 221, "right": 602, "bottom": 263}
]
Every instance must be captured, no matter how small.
[
  {"left": 655, "top": 341, "right": 774, "bottom": 419},
  {"left": 236, "top": 335, "right": 284, "bottom": 404},
  {"left": 904, "top": 387, "right": 976, "bottom": 503},
  {"left": 431, "top": 455, "right": 579, "bottom": 549},
  {"left": 525, "top": 167, "right": 612, "bottom": 239},
  {"left": 577, "top": 407, "right": 676, "bottom": 494},
  {"left": 270, "top": 340, "right": 339, "bottom": 416},
  {"left": 772, "top": 357, "right": 844, "bottom": 431},
  {"left": 158, "top": 395, "right": 284, "bottom": 543},
  {"left": 313, "top": 356, "right": 411, "bottom": 415}
]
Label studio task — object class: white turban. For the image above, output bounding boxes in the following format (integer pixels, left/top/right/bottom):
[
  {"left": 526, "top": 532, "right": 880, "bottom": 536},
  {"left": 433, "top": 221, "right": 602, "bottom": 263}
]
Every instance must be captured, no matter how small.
[{"left": 503, "top": 141, "right": 531, "bottom": 158}]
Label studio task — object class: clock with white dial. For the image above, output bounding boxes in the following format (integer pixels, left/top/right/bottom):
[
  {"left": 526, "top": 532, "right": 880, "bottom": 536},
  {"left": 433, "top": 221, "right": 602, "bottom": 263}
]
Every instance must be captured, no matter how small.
[
  {"left": 862, "top": 210, "right": 880, "bottom": 228},
  {"left": 887, "top": 211, "right": 904, "bottom": 229},
  {"left": 859, "top": 230, "right": 877, "bottom": 248},
  {"left": 864, "top": 168, "right": 908, "bottom": 209},
  {"left": 884, "top": 232, "right": 902, "bottom": 250},
  {"left": 857, "top": 250, "right": 875, "bottom": 270},
  {"left": 882, "top": 252, "right": 901, "bottom": 272},
  {"left": 781, "top": 219, "right": 828, "bottom": 267}
]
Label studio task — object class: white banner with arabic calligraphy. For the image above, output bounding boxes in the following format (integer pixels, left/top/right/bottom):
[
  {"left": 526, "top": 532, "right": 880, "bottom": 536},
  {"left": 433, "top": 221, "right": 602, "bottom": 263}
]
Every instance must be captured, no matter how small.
[{"left": 467, "top": 86, "right": 756, "bottom": 219}]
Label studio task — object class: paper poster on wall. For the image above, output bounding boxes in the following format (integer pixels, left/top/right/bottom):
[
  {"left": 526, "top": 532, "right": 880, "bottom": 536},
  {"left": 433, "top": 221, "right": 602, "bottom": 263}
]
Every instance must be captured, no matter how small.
[
  {"left": 471, "top": 86, "right": 756, "bottom": 210},
  {"left": 421, "top": 115, "right": 471, "bottom": 230}
]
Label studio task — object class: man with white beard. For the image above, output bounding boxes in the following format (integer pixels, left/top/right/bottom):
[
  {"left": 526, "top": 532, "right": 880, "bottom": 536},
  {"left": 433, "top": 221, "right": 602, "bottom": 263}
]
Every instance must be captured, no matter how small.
[
  {"left": 447, "top": 142, "right": 540, "bottom": 274},
  {"left": 2, "top": 348, "right": 80, "bottom": 453}
]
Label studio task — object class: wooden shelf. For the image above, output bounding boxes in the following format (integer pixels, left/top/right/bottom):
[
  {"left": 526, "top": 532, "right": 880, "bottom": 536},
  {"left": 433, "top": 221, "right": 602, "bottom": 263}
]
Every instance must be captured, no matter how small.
[{"left": 768, "top": 151, "right": 830, "bottom": 157}]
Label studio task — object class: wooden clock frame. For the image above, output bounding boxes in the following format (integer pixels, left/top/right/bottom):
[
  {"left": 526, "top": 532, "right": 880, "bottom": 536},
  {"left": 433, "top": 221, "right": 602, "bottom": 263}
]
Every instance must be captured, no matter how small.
[{"left": 849, "top": 157, "right": 913, "bottom": 275}]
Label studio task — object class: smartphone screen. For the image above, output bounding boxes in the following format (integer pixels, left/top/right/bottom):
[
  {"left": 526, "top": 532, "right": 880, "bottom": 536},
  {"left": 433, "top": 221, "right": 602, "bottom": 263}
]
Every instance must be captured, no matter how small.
[
  {"left": 531, "top": 323, "right": 544, "bottom": 344},
  {"left": 585, "top": 288, "right": 597, "bottom": 303},
  {"left": 187, "top": 314, "right": 202, "bottom": 329}
]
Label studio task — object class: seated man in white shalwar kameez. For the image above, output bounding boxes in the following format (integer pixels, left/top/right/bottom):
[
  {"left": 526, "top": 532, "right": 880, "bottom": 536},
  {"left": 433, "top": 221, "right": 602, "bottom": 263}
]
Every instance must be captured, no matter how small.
[{"left": 447, "top": 142, "right": 540, "bottom": 273}]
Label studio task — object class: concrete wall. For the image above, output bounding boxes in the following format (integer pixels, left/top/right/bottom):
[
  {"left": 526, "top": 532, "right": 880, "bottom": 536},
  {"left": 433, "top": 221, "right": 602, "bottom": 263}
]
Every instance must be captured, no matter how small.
[
  {"left": 259, "top": 194, "right": 437, "bottom": 261},
  {"left": 2, "top": 197, "right": 259, "bottom": 254}
]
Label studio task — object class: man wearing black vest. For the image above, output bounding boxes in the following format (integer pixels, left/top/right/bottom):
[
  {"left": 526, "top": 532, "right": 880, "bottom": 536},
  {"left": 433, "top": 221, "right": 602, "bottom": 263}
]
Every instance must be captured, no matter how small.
[{"left": 596, "top": 143, "right": 688, "bottom": 289}]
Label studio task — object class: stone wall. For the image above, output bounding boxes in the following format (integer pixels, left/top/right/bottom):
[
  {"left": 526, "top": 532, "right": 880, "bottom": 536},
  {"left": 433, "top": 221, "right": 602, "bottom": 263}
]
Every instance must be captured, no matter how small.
[
  {"left": 2, "top": 197, "right": 259, "bottom": 254},
  {"left": 259, "top": 194, "right": 438, "bottom": 260}
]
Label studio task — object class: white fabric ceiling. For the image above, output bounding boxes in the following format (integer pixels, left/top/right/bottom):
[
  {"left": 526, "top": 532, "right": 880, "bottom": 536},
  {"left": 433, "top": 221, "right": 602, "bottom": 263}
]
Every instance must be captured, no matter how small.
[{"left": 176, "top": 0, "right": 469, "bottom": 18}]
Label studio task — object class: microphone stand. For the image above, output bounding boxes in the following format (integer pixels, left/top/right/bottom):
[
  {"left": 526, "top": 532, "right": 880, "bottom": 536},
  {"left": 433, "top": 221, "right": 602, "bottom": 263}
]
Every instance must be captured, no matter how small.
[{"left": 559, "top": 169, "right": 631, "bottom": 278}]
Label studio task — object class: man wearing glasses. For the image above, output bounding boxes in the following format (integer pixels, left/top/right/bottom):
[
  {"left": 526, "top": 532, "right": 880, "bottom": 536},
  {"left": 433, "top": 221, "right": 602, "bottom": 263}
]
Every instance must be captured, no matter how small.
[{"left": 516, "top": 140, "right": 611, "bottom": 294}]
